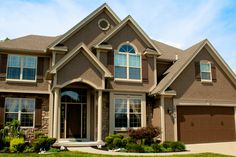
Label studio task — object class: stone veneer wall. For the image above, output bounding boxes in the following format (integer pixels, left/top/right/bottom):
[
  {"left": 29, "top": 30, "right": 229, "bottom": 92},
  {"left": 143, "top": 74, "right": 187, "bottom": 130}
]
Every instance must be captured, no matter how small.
[{"left": 102, "top": 92, "right": 109, "bottom": 140}]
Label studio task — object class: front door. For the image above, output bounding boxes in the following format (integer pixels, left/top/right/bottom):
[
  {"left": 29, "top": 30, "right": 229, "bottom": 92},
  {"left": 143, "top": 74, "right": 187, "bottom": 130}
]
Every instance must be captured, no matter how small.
[
  {"left": 60, "top": 88, "right": 88, "bottom": 140},
  {"left": 67, "top": 104, "right": 82, "bottom": 138}
]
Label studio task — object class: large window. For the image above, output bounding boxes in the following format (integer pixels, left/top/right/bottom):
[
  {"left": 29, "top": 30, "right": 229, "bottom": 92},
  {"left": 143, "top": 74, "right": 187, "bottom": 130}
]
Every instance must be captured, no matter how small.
[
  {"left": 114, "top": 95, "right": 143, "bottom": 129},
  {"left": 200, "top": 61, "right": 212, "bottom": 81},
  {"left": 114, "top": 44, "right": 141, "bottom": 80},
  {"left": 5, "top": 98, "right": 35, "bottom": 127},
  {"left": 7, "top": 55, "right": 37, "bottom": 81}
]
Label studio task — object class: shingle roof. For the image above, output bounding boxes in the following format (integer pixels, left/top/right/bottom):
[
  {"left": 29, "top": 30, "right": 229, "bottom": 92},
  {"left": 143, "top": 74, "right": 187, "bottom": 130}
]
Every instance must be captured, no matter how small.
[
  {"left": 150, "top": 39, "right": 207, "bottom": 95},
  {"left": 0, "top": 35, "right": 59, "bottom": 52},
  {"left": 152, "top": 40, "right": 184, "bottom": 61}
]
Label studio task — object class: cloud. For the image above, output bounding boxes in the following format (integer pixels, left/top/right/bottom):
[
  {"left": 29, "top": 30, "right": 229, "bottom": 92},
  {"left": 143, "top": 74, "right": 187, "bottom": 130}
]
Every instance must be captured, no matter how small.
[{"left": 0, "top": 0, "right": 235, "bottom": 70}]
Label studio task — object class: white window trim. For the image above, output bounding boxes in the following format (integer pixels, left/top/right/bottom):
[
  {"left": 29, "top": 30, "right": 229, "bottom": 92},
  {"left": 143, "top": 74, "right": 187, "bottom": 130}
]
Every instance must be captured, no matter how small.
[
  {"left": 200, "top": 60, "right": 212, "bottom": 82},
  {"left": 114, "top": 43, "right": 142, "bottom": 82},
  {"left": 6, "top": 54, "right": 38, "bottom": 83},
  {"left": 109, "top": 92, "right": 146, "bottom": 133},
  {"left": 4, "top": 97, "right": 36, "bottom": 128}
]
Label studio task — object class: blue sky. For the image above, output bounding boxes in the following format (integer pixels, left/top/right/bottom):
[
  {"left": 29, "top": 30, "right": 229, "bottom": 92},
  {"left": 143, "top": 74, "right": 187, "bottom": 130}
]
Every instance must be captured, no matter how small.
[{"left": 0, "top": 0, "right": 236, "bottom": 72}]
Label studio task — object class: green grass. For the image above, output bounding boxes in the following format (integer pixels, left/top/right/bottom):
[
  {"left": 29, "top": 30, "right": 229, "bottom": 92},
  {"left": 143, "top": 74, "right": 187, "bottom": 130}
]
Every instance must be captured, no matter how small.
[{"left": 0, "top": 152, "right": 233, "bottom": 157}]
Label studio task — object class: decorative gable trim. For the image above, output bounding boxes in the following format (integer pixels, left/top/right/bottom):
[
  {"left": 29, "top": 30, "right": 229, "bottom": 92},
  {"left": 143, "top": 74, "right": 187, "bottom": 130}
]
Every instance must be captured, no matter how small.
[
  {"left": 49, "top": 43, "right": 112, "bottom": 78},
  {"left": 94, "top": 16, "right": 161, "bottom": 56},
  {"left": 48, "top": 3, "right": 121, "bottom": 49}
]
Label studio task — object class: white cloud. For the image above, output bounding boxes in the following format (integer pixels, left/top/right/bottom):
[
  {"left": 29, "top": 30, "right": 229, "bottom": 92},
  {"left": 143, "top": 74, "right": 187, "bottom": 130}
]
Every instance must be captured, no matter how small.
[{"left": 0, "top": 0, "right": 235, "bottom": 71}]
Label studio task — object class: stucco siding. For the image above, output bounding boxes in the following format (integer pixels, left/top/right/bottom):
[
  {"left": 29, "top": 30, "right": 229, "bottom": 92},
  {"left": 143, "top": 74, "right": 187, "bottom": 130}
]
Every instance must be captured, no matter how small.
[
  {"left": 164, "top": 98, "right": 175, "bottom": 141},
  {"left": 57, "top": 52, "right": 103, "bottom": 89},
  {"left": 62, "top": 12, "right": 117, "bottom": 51},
  {"left": 170, "top": 47, "right": 236, "bottom": 103}
]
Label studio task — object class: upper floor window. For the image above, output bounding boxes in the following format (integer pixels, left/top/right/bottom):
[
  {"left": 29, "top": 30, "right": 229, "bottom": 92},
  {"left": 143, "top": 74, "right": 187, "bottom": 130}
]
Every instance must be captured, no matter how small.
[
  {"left": 114, "top": 43, "right": 141, "bottom": 80},
  {"left": 7, "top": 55, "right": 37, "bottom": 81},
  {"left": 200, "top": 60, "right": 212, "bottom": 81}
]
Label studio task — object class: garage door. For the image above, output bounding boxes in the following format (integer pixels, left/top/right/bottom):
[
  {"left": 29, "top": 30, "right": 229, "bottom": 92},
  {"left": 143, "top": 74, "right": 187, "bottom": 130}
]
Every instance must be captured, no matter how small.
[{"left": 177, "top": 106, "right": 236, "bottom": 144}]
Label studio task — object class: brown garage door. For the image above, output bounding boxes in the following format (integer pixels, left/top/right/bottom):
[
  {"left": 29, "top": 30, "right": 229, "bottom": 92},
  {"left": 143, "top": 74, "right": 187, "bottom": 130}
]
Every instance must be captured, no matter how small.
[{"left": 177, "top": 106, "right": 236, "bottom": 144}]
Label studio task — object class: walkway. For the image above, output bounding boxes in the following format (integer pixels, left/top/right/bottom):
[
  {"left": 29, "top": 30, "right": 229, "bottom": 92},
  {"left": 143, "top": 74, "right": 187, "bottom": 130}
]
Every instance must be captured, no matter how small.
[{"left": 68, "top": 142, "right": 236, "bottom": 156}]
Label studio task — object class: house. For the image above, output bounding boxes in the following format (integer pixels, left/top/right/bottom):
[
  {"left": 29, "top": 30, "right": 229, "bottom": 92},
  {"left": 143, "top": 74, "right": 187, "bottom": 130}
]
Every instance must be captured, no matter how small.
[{"left": 0, "top": 3, "right": 236, "bottom": 145}]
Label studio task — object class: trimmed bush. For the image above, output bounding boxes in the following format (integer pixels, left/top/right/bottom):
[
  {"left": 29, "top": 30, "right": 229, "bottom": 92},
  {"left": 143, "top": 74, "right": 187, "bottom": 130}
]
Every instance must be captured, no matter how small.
[
  {"left": 32, "top": 137, "right": 56, "bottom": 152},
  {"left": 170, "top": 141, "right": 185, "bottom": 152},
  {"left": 151, "top": 143, "right": 162, "bottom": 152},
  {"left": 162, "top": 141, "right": 172, "bottom": 149},
  {"left": 113, "top": 137, "right": 122, "bottom": 148},
  {"left": 121, "top": 137, "right": 135, "bottom": 146},
  {"left": 105, "top": 134, "right": 124, "bottom": 150},
  {"left": 9, "top": 137, "right": 25, "bottom": 153},
  {"left": 142, "top": 145, "right": 154, "bottom": 153},
  {"left": 126, "top": 143, "right": 144, "bottom": 153}
]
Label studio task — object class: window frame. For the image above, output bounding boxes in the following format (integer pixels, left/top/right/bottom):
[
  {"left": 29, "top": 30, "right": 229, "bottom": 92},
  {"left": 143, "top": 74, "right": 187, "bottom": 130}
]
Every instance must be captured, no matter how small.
[
  {"left": 114, "top": 43, "right": 142, "bottom": 82},
  {"left": 111, "top": 93, "right": 146, "bottom": 132},
  {"left": 200, "top": 60, "right": 212, "bottom": 82},
  {"left": 6, "top": 54, "right": 38, "bottom": 82},
  {"left": 4, "top": 97, "right": 36, "bottom": 128}
]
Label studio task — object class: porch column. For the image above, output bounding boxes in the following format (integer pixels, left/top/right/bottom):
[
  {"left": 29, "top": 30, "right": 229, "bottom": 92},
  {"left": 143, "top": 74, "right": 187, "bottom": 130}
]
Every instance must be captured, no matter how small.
[
  {"left": 160, "top": 95, "right": 165, "bottom": 142},
  {"left": 53, "top": 88, "right": 60, "bottom": 138},
  {"left": 97, "top": 90, "right": 103, "bottom": 143}
]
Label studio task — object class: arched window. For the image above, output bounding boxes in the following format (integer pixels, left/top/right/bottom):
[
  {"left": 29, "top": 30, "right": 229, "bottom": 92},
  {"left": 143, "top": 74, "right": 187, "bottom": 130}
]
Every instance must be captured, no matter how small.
[{"left": 114, "top": 43, "right": 141, "bottom": 80}]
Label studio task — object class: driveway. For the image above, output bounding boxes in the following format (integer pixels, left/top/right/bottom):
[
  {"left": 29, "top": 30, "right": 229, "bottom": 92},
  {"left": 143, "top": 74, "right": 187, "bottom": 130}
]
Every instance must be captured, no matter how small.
[{"left": 186, "top": 142, "right": 236, "bottom": 156}]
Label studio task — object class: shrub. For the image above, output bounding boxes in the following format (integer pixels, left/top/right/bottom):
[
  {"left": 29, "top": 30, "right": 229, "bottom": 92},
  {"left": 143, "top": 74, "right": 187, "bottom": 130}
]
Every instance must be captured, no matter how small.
[
  {"left": 113, "top": 138, "right": 122, "bottom": 148},
  {"left": 34, "top": 131, "right": 45, "bottom": 139},
  {"left": 5, "top": 120, "right": 24, "bottom": 138},
  {"left": 126, "top": 143, "right": 144, "bottom": 153},
  {"left": 142, "top": 145, "right": 154, "bottom": 153},
  {"left": 121, "top": 137, "right": 135, "bottom": 146},
  {"left": 151, "top": 143, "right": 162, "bottom": 152},
  {"left": 9, "top": 137, "right": 25, "bottom": 153},
  {"left": 32, "top": 137, "right": 56, "bottom": 152},
  {"left": 170, "top": 141, "right": 185, "bottom": 152},
  {"left": 0, "top": 147, "right": 9, "bottom": 153},
  {"left": 23, "top": 145, "right": 34, "bottom": 153},
  {"left": 162, "top": 141, "right": 172, "bottom": 149},
  {"left": 105, "top": 134, "right": 124, "bottom": 150}
]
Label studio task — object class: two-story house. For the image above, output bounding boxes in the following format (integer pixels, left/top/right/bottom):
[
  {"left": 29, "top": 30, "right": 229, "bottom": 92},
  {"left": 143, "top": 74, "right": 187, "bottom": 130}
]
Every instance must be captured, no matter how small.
[{"left": 0, "top": 3, "right": 236, "bottom": 145}]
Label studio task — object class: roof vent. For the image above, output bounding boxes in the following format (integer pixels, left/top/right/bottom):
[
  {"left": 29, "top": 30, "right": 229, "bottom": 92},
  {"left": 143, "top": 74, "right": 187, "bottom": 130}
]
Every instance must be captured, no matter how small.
[
  {"left": 175, "top": 54, "right": 178, "bottom": 61},
  {"left": 98, "top": 18, "right": 110, "bottom": 31}
]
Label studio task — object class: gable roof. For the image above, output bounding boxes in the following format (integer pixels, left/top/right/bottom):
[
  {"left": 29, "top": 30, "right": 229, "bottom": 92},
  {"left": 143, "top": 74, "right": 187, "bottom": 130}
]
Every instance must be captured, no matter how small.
[
  {"left": 150, "top": 39, "right": 236, "bottom": 95},
  {"left": 49, "top": 42, "right": 112, "bottom": 78},
  {"left": 48, "top": 3, "right": 121, "bottom": 49},
  {"left": 94, "top": 16, "right": 161, "bottom": 55},
  {"left": 0, "top": 35, "right": 58, "bottom": 53},
  {"left": 152, "top": 40, "right": 184, "bottom": 61}
]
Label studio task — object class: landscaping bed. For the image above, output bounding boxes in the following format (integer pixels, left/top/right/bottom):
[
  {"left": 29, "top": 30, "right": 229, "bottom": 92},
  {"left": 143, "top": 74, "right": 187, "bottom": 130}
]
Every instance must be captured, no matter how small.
[
  {"left": 0, "top": 120, "right": 60, "bottom": 154},
  {"left": 102, "top": 127, "right": 186, "bottom": 153}
]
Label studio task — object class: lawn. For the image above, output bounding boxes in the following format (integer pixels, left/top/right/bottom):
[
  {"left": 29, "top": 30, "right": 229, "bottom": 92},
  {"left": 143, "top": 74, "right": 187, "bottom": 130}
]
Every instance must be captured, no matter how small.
[{"left": 0, "top": 152, "right": 233, "bottom": 157}]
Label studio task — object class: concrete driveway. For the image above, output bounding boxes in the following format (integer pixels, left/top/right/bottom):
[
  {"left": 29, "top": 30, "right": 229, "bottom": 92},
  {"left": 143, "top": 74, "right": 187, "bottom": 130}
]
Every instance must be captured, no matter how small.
[{"left": 186, "top": 142, "right": 236, "bottom": 156}]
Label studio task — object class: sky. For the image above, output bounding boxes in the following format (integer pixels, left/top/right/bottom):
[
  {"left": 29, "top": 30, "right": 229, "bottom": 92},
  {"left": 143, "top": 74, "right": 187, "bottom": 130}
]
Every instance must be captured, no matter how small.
[{"left": 0, "top": 0, "right": 236, "bottom": 72}]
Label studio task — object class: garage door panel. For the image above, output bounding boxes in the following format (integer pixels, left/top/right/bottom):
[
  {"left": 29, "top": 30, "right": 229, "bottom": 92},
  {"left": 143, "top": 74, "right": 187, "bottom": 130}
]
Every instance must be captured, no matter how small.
[{"left": 177, "top": 106, "right": 236, "bottom": 144}]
